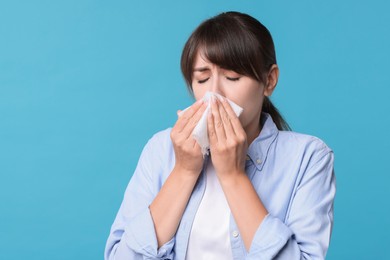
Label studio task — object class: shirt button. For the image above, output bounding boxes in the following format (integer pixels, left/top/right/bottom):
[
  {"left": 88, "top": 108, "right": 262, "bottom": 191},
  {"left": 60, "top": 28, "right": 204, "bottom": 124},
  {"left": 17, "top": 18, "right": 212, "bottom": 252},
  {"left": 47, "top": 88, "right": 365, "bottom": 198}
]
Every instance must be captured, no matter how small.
[
  {"left": 232, "top": 230, "right": 239, "bottom": 238},
  {"left": 256, "top": 158, "right": 262, "bottom": 164}
]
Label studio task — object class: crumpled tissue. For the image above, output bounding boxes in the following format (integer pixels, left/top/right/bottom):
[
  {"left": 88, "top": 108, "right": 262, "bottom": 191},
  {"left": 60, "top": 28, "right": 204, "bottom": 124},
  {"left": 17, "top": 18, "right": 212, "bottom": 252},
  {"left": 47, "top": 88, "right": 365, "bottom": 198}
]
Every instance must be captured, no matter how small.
[{"left": 179, "top": 91, "right": 243, "bottom": 156}]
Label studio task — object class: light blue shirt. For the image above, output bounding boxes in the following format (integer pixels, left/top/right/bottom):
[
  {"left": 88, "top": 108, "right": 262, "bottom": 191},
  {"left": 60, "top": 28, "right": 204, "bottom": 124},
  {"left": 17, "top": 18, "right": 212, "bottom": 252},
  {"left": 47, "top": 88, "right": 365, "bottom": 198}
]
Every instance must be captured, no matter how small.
[{"left": 105, "top": 113, "right": 336, "bottom": 260}]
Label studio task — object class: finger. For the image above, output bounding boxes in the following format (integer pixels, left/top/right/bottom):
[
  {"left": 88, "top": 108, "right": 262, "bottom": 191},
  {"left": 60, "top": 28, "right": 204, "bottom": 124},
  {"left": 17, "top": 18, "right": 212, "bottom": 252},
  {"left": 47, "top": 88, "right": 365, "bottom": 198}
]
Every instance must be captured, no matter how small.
[
  {"left": 207, "top": 108, "right": 218, "bottom": 146},
  {"left": 218, "top": 97, "right": 235, "bottom": 137},
  {"left": 210, "top": 97, "right": 226, "bottom": 141},
  {"left": 174, "top": 99, "right": 204, "bottom": 131},
  {"left": 180, "top": 102, "right": 207, "bottom": 137},
  {"left": 220, "top": 97, "right": 244, "bottom": 135}
]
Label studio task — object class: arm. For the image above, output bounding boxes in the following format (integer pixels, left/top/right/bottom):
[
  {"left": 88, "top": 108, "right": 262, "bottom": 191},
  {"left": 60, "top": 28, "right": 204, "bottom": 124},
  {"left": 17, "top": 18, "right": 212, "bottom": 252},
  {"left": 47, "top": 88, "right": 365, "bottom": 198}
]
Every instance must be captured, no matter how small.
[
  {"left": 150, "top": 99, "right": 207, "bottom": 247},
  {"left": 247, "top": 151, "right": 335, "bottom": 260},
  {"left": 208, "top": 98, "right": 335, "bottom": 259},
  {"left": 105, "top": 100, "right": 207, "bottom": 259},
  {"left": 207, "top": 97, "right": 268, "bottom": 250},
  {"left": 219, "top": 172, "right": 268, "bottom": 251},
  {"left": 149, "top": 167, "right": 199, "bottom": 248},
  {"left": 104, "top": 134, "right": 175, "bottom": 260}
]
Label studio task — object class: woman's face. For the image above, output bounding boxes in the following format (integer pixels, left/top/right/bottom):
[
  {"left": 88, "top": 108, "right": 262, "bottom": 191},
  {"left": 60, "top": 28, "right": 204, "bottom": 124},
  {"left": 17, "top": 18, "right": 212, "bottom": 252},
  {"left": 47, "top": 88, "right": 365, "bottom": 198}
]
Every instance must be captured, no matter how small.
[{"left": 191, "top": 51, "right": 268, "bottom": 134}]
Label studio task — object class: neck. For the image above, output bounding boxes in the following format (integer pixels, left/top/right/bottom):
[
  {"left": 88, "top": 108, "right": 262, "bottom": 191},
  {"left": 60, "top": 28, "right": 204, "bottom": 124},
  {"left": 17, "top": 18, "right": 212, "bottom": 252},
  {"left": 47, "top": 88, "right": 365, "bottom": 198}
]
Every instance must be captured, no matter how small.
[{"left": 245, "top": 121, "right": 261, "bottom": 146}]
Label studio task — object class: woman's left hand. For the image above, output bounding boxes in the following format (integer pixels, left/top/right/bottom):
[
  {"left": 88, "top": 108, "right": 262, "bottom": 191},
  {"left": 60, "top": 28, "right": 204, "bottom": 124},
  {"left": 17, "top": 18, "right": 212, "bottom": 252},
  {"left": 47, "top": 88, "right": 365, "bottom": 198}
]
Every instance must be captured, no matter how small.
[{"left": 207, "top": 97, "right": 248, "bottom": 182}]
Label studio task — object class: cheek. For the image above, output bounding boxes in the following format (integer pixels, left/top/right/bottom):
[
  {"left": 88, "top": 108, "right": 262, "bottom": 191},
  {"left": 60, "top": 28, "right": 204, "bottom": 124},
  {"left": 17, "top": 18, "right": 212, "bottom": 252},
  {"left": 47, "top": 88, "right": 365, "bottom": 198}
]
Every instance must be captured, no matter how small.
[
  {"left": 229, "top": 91, "right": 260, "bottom": 111},
  {"left": 236, "top": 93, "right": 263, "bottom": 125},
  {"left": 192, "top": 85, "right": 206, "bottom": 101}
]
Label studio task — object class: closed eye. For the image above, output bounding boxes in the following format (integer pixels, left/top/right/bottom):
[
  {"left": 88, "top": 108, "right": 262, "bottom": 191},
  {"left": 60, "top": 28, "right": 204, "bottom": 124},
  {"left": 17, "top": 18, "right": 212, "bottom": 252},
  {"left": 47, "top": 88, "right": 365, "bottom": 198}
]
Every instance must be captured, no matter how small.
[
  {"left": 227, "top": 77, "right": 240, "bottom": 81},
  {"left": 198, "top": 78, "right": 209, "bottom": 84}
]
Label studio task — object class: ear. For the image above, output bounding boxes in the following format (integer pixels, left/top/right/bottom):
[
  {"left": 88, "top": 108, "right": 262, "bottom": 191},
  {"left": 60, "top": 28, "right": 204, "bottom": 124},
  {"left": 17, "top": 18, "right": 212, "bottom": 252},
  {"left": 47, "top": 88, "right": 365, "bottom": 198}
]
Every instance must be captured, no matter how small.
[{"left": 264, "top": 64, "right": 279, "bottom": 97}]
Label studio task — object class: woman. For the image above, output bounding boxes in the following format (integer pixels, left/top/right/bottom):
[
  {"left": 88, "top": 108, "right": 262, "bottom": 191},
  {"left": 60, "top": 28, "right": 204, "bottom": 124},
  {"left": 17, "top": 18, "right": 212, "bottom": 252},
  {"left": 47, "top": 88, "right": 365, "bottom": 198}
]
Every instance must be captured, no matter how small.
[{"left": 105, "top": 11, "right": 335, "bottom": 260}]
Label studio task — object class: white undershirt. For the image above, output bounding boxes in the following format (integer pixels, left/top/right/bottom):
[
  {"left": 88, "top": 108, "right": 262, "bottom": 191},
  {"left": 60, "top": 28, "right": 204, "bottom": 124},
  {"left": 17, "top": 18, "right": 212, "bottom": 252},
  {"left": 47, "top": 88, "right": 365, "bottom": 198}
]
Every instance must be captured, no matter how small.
[{"left": 185, "top": 160, "right": 234, "bottom": 260}]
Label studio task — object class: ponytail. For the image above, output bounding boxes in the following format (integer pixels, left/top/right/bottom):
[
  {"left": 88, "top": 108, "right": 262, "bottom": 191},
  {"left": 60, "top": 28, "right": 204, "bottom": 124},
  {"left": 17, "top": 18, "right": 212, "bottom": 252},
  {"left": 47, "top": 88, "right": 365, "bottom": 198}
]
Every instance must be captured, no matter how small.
[{"left": 262, "top": 97, "right": 291, "bottom": 131}]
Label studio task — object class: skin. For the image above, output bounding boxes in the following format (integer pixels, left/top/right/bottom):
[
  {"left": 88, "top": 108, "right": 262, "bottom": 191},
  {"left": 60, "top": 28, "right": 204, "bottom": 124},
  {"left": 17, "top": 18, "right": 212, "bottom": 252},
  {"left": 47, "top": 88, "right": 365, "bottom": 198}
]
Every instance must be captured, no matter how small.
[{"left": 149, "top": 51, "right": 280, "bottom": 251}]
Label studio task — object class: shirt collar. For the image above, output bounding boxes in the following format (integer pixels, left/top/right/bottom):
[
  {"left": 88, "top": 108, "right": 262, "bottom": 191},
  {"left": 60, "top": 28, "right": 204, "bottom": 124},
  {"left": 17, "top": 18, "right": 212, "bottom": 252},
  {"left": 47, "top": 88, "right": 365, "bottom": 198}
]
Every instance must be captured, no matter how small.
[{"left": 246, "top": 112, "right": 279, "bottom": 171}]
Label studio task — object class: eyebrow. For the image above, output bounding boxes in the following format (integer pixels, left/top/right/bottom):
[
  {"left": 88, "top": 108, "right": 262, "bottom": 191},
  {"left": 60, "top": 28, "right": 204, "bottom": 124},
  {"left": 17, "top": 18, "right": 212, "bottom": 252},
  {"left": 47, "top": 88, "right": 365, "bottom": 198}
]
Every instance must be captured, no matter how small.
[{"left": 193, "top": 67, "right": 210, "bottom": 72}]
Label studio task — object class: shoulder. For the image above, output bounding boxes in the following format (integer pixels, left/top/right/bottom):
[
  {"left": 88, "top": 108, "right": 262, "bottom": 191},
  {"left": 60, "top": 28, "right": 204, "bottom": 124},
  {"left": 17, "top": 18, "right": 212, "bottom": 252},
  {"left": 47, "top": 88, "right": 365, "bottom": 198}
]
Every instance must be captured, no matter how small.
[
  {"left": 146, "top": 127, "right": 173, "bottom": 148},
  {"left": 278, "top": 131, "right": 332, "bottom": 153},
  {"left": 274, "top": 131, "right": 335, "bottom": 194},
  {"left": 140, "top": 127, "right": 175, "bottom": 168},
  {"left": 276, "top": 131, "right": 333, "bottom": 167}
]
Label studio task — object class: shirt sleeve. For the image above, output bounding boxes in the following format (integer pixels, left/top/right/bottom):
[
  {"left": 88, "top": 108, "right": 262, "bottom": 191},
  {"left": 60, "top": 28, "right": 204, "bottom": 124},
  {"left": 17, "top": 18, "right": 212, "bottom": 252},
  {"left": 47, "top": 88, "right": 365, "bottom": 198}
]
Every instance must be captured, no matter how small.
[
  {"left": 104, "top": 133, "right": 175, "bottom": 260},
  {"left": 247, "top": 149, "right": 336, "bottom": 260}
]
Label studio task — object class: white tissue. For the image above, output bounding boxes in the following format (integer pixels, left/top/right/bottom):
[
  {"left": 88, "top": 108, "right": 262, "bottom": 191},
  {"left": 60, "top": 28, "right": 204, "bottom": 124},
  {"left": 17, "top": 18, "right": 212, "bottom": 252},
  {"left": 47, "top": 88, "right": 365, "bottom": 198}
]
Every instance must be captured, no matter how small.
[{"left": 180, "top": 91, "right": 243, "bottom": 156}]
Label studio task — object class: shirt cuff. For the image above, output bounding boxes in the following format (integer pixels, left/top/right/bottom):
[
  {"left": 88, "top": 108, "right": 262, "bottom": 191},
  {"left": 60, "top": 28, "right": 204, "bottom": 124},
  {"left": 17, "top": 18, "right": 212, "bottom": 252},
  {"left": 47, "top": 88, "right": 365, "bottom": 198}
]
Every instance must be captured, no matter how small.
[
  {"left": 124, "top": 207, "right": 175, "bottom": 259},
  {"left": 248, "top": 214, "right": 292, "bottom": 259}
]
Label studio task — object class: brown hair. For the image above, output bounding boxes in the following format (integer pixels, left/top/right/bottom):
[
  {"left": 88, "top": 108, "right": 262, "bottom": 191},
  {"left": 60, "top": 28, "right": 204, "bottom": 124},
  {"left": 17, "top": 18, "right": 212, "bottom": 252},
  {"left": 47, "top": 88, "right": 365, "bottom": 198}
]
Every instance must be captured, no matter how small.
[{"left": 180, "top": 11, "right": 290, "bottom": 131}]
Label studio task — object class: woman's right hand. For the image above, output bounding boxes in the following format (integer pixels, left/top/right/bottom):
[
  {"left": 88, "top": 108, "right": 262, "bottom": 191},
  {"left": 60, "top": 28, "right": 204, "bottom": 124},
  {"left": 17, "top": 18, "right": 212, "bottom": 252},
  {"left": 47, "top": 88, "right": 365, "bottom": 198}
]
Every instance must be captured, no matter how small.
[{"left": 170, "top": 99, "right": 207, "bottom": 176}]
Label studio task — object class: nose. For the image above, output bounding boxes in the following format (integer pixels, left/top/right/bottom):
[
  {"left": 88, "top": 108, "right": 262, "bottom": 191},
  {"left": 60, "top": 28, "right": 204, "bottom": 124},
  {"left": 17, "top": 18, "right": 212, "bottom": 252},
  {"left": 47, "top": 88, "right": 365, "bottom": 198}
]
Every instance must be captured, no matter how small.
[{"left": 209, "top": 74, "right": 224, "bottom": 96}]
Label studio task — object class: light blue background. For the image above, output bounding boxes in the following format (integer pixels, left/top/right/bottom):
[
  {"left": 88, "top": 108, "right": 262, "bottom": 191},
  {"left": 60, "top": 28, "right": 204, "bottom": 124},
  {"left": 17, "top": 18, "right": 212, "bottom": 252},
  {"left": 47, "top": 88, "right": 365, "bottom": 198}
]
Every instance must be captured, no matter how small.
[{"left": 1, "top": 1, "right": 389, "bottom": 259}]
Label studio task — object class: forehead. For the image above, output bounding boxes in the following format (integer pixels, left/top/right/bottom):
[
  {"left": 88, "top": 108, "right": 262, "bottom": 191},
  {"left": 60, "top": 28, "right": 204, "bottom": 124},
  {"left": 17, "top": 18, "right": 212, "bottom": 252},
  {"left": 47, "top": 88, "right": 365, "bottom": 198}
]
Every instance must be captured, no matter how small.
[
  {"left": 191, "top": 44, "right": 241, "bottom": 73},
  {"left": 193, "top": 50, "right": 213, "bottom": 68}
]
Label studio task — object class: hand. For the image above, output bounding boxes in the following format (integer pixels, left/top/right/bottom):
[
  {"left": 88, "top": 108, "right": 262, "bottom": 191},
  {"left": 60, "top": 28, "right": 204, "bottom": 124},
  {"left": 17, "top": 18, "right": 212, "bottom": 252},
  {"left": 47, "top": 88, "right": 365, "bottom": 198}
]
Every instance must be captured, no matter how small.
[
  {"left": 207, "top": 97, "right": 248, "bottom": 181},
  {"left": 170, "top": 100, "right": 207, "bottom": 176}
]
